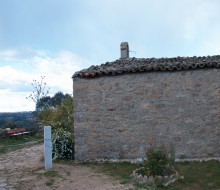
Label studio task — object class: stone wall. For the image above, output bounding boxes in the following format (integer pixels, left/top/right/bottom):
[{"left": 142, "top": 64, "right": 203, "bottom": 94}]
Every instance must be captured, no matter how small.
[{"left": 73, "top": 68, "right": 220, "bottom": 161}]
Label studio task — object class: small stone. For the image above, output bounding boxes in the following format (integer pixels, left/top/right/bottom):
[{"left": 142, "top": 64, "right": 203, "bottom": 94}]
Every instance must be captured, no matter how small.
[
  {"left": 134, "top": 173, "right": 139, "bottom": 180},
  {"left": 161, "top": 176, "right": 169, "bottom": 185},
  {"left": 156, "top": 175, "right": 163, "bottom": 183},
  {"left": 142, "top": 175, "right": 148, "bottom": 183},
  {"left": 170, "top": 174, "right": 176, "bottom": 179},
  {"left": 137, "top": 174, "right": 144, "bottom": 183},
  {"left": 148, "top": 176, "right": 155, "bottom": 184},
  {"left": 0, "top": 179, "right": 6, "bottom": 183},
  {"left": 0, "top": 183, "right": 7, "bottom": 188},
  {"left": 164, "top": 178, "right": 177, "bottom": 186}
]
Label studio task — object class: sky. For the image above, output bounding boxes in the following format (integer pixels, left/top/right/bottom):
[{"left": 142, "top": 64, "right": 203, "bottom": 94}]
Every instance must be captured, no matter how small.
[{"left": 0, "top": 0, "right": 220, "bottom": 112}]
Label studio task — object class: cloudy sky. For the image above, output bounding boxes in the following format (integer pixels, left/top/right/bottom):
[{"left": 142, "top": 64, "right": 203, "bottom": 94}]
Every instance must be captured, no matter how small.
[{"left": 0, "top": 0, "right": 220, "bottom": 112}]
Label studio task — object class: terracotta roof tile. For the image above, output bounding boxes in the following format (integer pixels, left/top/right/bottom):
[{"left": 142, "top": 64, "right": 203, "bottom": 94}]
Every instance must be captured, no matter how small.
[{"left": 73, "top": 55, "right": 220, "bottom": 78}]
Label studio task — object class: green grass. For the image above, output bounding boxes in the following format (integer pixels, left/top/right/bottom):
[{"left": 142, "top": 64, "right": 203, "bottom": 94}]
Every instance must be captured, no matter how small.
[
  {"left": 45, "top": 179, "right": 55, "bottom": 186},
  {"left": 165, "top": 160, "right": 220, "bottom": 190},
  {"left": 71, "top": 160, "right": 220, "bottom": 190},
  {"left": 0, "top": 135, "right": 43, "bottom": 154},
  {"left": 46, "top": 158, "right": 220, "bottom": 189},
  {"left": 44, "top": 170, "right": 58, "bottom": 177},
  {"left": 43, "top": 169, "right": 63, "bottom": 186}
]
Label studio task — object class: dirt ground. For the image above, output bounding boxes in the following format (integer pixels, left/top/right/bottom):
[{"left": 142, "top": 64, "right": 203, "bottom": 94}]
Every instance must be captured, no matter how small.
[{"left": 0, "top": 144, "right": 135, "bottom": 190}]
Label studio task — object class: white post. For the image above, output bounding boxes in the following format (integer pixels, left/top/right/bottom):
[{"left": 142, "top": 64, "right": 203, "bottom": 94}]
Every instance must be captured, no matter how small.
[{"left": 44, "top": 126, "right": 52, "bottom": 170}]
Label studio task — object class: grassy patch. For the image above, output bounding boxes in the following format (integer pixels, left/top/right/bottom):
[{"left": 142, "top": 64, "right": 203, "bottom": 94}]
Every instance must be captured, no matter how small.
[
  {"left": 74, "top": 160, "right": 220, "bottom": 190},
  {"left": 65, "top": 171, "right": 71, "bottom": 176},
  {"left": 79, "top": 161, "right": 139, "bottom": 185},
  {"left": 165, "top": 160, "right": 220, "bottom": 190},
  {"left": 45, "top": 179, "right": 55, "bottom": 186},
  {"left": 54, "top": 159, "right": 76, "bottom": 165},
  {"left": 44, "top": 170, "right": 58, "bottom": 177},
  {"left": 0, "top": 136, "right": 43, "bottom": 154},
  {"left": 43, "top": 170, "right": 62, "bottom": 187},
  {"left": 0, "top": 135, "right": 42, "bottom": 146}
]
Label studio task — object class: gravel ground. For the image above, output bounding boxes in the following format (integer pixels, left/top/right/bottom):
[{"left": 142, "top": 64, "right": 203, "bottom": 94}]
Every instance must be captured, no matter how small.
[{"left": 0, "top": 144, "right": 135, "bottom": 190}]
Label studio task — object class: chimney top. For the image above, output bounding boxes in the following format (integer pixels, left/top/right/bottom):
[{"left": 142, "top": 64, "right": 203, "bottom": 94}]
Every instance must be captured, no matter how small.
[{"left": 120, "top": 42, "right": 129, "bottom": 59}]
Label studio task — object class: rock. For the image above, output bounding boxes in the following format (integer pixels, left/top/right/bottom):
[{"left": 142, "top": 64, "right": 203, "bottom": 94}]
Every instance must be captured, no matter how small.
[
  {"left": 0, "top": 183, "right": 7, "bottom": 188},
  {"left": 133, "top": 173, "right": 139, "bottom": 181},
  {"left": 164, "top": 178, "right": 177, "bottom": 187},
  {"left": 0, "top": 179, "right": 6, "bottom": 183},
  {"left": 170, "top": 174, "right": 176, "bottom": 179},
  {"left": 148, "top": 176, "right": 155, "bottom": 184},
  {"left": 155, "top": 175, "right": 163, "bottom": 184},
  {"left": 143, "top": 176, "right": 148, "bottom": 183},
  {"left": 137, "top": 174, "right": 144, "bottom": 183},
  {"left": 161, "top": 176, "right": 169, "bottom": 185},
  {"left": 131, "top": 168, "right": 182, "bottom": 187}
]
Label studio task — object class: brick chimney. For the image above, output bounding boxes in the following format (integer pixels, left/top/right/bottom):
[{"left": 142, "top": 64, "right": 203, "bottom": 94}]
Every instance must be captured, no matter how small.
[{"left": 120, "top": 42, "right": 129, "bottom": 59}]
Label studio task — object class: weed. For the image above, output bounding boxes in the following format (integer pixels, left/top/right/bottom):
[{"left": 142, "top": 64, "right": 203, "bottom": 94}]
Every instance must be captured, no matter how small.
[
  {"left": 45, "top": 179, "right": 54, "bottom": 186},
  {"left": 144, "top": 147, "right": 170, "bottom": 177},
  {"left": 66, "top": 171, "right": 71, "bottom": 176},
  {"left": 44, "top": 170, "right": 58, "bottom": 177}
]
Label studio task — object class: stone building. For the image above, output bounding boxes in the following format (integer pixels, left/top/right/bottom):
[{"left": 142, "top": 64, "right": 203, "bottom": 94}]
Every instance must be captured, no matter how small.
[{"left": 73, "top": 42, "right": 220, "bottom": 161}]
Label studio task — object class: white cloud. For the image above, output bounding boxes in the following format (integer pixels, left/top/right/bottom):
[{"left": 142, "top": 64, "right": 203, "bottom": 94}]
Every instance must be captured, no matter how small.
[
  {"left": 0, "top": 48, "right": 90, "bottom": 112},
  {"left": 0, "top": 90, "right": 35, "bottom": 112},
  {"left": 0, "top": 49, "right": 18, "bottom": 61},
  {"left": 0, "top": 66, "right": 33, "bottom": 84},
  {"left": 32, "top": 51, "right": 89, "bottom": 93}
]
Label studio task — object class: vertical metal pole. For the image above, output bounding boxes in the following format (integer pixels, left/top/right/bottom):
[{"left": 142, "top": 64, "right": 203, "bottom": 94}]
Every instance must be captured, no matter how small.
[{"left": 44, "top": 126, "right": 52, "bottom": 170}]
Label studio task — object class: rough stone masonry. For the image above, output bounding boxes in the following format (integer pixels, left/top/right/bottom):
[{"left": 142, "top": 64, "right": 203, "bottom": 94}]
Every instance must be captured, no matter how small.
[{"left": 73, "top": 43, "right": 220, "bottom": 161}]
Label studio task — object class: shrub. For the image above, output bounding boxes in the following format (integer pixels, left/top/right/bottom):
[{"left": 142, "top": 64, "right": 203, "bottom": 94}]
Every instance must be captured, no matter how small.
[
  {"left": 144, "top": 147, "right": 169, "bottom": 176},
  {"left": 52, "top": 128, "right": 74, "bottom": 159},
  {"left": 40, "top": 94, "right": 74, "bottom": 159}
]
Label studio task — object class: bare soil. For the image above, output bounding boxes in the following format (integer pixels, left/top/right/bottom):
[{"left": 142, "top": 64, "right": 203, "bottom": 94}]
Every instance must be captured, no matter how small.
[{"left": 0, "top": 144, "right": 135, "bottom": 190}]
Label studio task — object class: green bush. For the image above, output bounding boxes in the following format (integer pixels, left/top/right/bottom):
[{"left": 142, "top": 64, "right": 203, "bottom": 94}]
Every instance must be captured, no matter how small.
[
  {"left": 52, "top": 128, "right": 74, "bottom": 159},
  {"left": 39, "top": 94, "right": 74, "bottom": 160},
  {"left": 144, "top": 147, "right": 169, "bottom": 176}
]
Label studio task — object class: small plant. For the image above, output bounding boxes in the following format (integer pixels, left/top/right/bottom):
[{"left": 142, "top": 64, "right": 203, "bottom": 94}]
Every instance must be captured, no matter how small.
[
  {"left": 52, "top": 128, "right": 74, "bottom": 159},
  {"left": 45, "top": 179, "right": 55, "bottom": 186},
  {"left": 44, "top": 170, "right": 58, "bottom": 177},
  {"left": 169, "top": 143, "right": 176, "bottom": 166},
  {"left": 144, "top": 147, "right": 169, "bottom": 177}
]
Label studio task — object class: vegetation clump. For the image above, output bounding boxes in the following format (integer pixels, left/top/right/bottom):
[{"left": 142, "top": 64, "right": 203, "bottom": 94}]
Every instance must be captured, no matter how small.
[
  {"left": 39, "top": 92, "right": 74, "bottom": 160},
  {"left": 52, "top": 128, "right": 74, "bottom": 159},
  {"left": 131, "top": 147, "right": 179, "bottom": 186},
  {"left": 144, "top": 148, "right": 169, "bottom": 177}
]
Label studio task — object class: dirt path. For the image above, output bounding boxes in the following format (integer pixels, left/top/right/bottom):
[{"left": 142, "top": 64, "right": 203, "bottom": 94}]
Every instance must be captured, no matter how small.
[{"left": 0, "top": 144, "right": 135, "bottom": 190}]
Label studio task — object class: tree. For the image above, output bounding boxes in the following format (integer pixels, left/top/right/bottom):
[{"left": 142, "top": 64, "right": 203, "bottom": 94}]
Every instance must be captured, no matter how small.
[
  {"left": 39, "top": 94, "right": 73, "bottom": 131},
  {"left": 37, "top": 91, "right": 67, "bottom": 111},
  {"left": 39, "top": 94, "right": 74, "bottom": 159},
  {"left": 36, "top": 96, "right": 52, "bottom": 111},
  {"left": 52, "top": 91, "right": 67, "bottom": 108},
  {"left": 26, "top": 76, "right": 50, "bottom": 133}
]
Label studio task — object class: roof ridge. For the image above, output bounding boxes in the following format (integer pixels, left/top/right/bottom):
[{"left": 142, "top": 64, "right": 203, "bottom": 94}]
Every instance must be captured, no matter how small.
[{"left": 73, "top": 55, "right": 220, "bottom": 78}]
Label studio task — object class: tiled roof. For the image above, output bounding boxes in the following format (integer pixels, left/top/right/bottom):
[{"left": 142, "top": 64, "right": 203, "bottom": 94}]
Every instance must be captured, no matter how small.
[{"left": 73, "top": 55, "right": 220, "bottom": 78}]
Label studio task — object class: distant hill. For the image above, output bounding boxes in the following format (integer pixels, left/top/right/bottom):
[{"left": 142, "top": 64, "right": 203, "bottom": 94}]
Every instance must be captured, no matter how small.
[{"left": 0, "top": 112, "right": 37, "bottom": 129}]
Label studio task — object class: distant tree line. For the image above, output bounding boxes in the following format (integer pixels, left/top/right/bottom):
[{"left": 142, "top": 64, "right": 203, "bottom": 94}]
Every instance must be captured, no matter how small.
[{"left": 0, "top": 112, "right": 37, "bottom": 129}]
